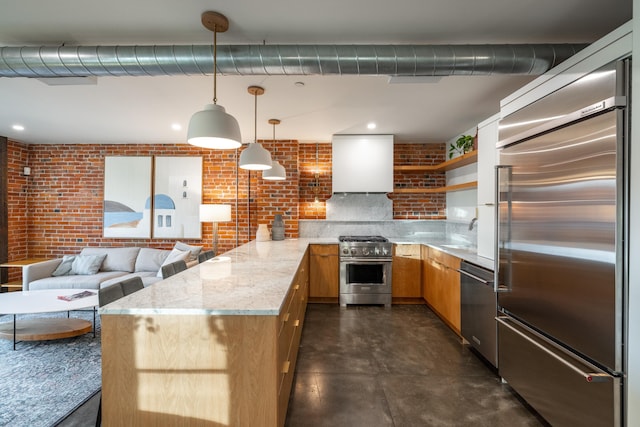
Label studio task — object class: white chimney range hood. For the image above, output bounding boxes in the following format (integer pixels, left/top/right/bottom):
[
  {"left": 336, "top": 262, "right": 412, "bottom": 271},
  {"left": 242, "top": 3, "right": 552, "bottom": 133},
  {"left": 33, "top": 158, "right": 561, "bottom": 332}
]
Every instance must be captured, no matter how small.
[{"left": 331, "top": 134, "right": 394, "bottom": 193}]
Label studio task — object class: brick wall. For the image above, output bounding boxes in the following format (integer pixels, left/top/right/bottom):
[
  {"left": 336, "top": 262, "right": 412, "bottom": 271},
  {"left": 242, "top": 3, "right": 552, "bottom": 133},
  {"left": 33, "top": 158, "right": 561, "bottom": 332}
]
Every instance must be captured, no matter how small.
[
  {"left": 391, "top": 143, "right": 447, "bottom": 219},
  {"left": 5, "top": 139, "right": 448, "bottom": 264},
  {"left": 299, "top": 143, "right": 331, "bottom": 219},
  {"left": 15, "top": 142, "right": 301, "bottom": 260},
  {"left": 6, "top": 141, "right": 29, "bottom": 282}
]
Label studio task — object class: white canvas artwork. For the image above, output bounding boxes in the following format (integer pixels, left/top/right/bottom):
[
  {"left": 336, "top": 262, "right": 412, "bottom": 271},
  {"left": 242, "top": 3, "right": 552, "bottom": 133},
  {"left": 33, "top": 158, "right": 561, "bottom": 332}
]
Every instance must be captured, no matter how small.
[
  {"left": 103, "top": 156, "right": 153, "bottom": 238},
  {"left": 153, "top": 156, "right": 203, "bottom": 239}
]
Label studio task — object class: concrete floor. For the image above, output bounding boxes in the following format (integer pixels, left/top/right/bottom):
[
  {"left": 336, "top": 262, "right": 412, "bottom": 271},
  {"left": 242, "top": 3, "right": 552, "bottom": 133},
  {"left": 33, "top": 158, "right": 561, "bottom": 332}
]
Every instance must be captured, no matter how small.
[{"left": 57, "top": 304, "right": 546, "bottom": 426}]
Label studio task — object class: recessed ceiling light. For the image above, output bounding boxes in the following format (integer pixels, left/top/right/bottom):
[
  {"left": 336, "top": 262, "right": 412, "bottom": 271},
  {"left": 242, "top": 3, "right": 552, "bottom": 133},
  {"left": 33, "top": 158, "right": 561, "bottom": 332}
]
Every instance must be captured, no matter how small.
[
  {"left": 367, "top": 122, "right": 377, "bottom": 130},
  {"left": 294, "top": 81, "right": 305, "bottom": 87},
  {"left": 171, "top": 123, "right": 182, "bottom": 131},
  {"left": 12, "top": 124, "right": 24, "bottom": 131}
]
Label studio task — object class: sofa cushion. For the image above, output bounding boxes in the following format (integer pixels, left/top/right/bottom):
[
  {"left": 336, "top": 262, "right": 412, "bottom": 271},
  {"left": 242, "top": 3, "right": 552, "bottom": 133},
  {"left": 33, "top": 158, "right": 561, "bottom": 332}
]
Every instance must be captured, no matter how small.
[
  {"left": 52, "top": 255, "right": 76, "bottom": 277},
  {"left": 174, "top": 241, "right": 203, "bottom": 262},
  {"left": 71, "top": 254, "right": 107, "bottom": 275},
  {"left": 156, "top": 248, "right": 190, "bottom": 278},
  {"left": 100, "top": 272, "right": 162, "bottom": 288},
  {"left": 80, "top": 247, "right": 140, "bottom": 273},
  {"left": 135, "top": 248, "right": 171, "bottom": 273},
  {"left": 29, "top": 271, "right": 128, "bottom": 291}
]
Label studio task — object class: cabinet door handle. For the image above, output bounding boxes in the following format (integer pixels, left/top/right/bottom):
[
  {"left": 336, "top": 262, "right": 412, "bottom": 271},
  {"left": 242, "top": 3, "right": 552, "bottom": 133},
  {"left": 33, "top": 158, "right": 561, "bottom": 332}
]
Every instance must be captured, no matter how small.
[
  {"left": 294, "top": 319, "right": 300, "bottom": 327},
  {"left": 282, "top": 361, "right": 291, "bottom": 374},
  {"left": 283, "top": 313, "right": 290, "bottom": 322},
  {"left": 294, "top": 284, "right": 300, "bottom": 290}
]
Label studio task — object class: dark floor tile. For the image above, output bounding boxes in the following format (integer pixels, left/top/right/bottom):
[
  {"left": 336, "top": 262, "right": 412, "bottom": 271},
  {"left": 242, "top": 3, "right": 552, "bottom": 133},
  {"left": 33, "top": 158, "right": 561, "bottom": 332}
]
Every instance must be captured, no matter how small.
[
  {"left": 379, "top": 374, "right": 545, "bottom": 427},
  {"left": 55, "top": 390, "right": 101, "bottom": 427},
  {"left": 285, "top": 373, "right": 394, "bottom": 427}
]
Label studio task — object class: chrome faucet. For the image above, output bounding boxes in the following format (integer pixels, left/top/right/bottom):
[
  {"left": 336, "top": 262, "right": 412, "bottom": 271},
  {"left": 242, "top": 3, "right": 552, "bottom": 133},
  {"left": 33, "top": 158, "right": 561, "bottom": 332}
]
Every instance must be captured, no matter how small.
[{"left": 468, "top": 217, "right": 478, "bottom": 230}]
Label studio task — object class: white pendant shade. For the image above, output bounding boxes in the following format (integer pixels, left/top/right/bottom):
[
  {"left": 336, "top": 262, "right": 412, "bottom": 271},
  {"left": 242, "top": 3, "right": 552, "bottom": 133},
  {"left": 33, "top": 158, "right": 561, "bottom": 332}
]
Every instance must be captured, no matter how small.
[
  {"left": 262, "top": 160, "right": 286, "bottom": 180},
  {"left": 187, "top": 104, "right": 242, "bottom": 149},
  {"left": 239, "top": 143, "right": 273, "bottom": 170}
]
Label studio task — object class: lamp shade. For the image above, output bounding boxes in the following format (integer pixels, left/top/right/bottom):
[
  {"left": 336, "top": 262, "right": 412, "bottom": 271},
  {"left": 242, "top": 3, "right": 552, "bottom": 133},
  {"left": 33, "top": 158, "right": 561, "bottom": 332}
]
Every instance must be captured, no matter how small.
[
  {"left": 187, "top": 104, "right": 242, "bottom": 149},
  {"left": 262, "top": 160, "right": 286, "bottom": 180},
  {"left": 199, "top": 204, "right": 232, "bottom": 222},
  {"left": 239, "top": 143, "right": 273, "bottom": 170}
]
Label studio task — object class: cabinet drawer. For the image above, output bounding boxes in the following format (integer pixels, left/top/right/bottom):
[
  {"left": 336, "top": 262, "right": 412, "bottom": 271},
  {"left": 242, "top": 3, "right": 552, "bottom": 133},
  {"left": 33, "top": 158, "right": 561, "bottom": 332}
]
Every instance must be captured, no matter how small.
[
  {"left": 310, "top": 244, "right": 338, "bottom": 256},
  {"left": 278, "top": 285, "right": 297, "bottom": 336},
  {"left": 429, "top": 247, "right": 460, "bottom": 270},
  {"left": 393, "top": 244, "right": 421, "bottom": 258}
]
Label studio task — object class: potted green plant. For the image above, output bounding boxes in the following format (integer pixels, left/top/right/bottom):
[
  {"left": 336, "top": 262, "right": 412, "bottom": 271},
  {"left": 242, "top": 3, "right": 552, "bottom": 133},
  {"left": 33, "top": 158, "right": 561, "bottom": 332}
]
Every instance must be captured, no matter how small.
[{"left": 449, "top": 134, "right": 475, "bottom": 159}]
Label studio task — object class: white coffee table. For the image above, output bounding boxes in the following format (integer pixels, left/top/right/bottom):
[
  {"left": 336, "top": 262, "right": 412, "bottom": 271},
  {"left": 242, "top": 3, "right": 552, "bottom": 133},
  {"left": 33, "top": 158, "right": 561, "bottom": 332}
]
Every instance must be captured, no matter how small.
[{"left": 0, "top": 289, "right": 99, "bottom": 350}]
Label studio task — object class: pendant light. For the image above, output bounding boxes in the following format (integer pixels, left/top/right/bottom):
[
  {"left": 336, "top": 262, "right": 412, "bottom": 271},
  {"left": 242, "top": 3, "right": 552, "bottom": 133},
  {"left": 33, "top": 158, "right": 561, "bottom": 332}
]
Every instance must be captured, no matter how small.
[
  {"left": 262, "top": 119, "right": 287, "bottom": 180},
  {"left": 239, "top": 86, "right": 273, "bottom": 170},
  {"left": 187, "top": 12, "right": 242, "bottom": 149}
]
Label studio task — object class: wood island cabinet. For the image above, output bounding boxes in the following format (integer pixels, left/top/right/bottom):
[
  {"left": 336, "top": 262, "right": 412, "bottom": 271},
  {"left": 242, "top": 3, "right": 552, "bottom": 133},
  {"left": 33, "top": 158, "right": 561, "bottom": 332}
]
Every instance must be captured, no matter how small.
[
  {"left": 421, "top": 246, "right": 461, "bottom": 335},
  {"left": 392, "top": 244, "right": 422, "bottom": 301},
  {"left": 101, "top": 244, "right": 310, "bottom": 427},
  {"left": 309, "top": 244, "right": 339, "bottom": 301}
]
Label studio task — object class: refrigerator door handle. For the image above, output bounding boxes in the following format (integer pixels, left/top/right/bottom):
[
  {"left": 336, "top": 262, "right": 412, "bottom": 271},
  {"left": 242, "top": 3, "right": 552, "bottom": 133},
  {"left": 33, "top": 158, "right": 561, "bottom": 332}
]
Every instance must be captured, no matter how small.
[
  {"left": 494, "top": 165, "right": 512, "bottom": 293},
  {"left": 496, "top": 316, "right": 614, "bottom": 383}
]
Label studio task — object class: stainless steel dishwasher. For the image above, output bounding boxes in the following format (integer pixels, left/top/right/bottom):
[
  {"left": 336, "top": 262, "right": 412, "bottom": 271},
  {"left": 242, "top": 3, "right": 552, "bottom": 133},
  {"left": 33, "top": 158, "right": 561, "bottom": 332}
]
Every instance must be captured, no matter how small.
[{"left": 460, "top": 261, "right": 497, "bottom": 368}]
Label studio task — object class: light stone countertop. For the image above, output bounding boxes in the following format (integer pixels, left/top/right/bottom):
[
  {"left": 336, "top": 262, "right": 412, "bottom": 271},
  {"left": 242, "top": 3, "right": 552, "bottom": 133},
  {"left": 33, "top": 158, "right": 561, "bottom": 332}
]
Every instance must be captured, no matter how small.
[
  {"left": 99, "top": 238, "right": 334, "bottom": 316},
  {"left": 99, "top": 236, "right": 492, "bottom": 317},
  {"left": 388, "top": 238, "right": 494, "bottom": 270}
]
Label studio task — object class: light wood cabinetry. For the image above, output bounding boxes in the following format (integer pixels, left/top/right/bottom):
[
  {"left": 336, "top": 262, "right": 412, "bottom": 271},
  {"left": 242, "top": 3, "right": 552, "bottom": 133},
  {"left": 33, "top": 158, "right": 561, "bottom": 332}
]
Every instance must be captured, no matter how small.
[
  {"left": 392, "top": 244, "right": 422, "bottom": 301},
  {"left": 394, "top": 151, "right": 478, "bottom": 193},
  {"left": 421, "top": 246, "right": 461, "bottom": 335},
  {"left": 277, "top": 250, "right": 309, "bottom": 426},
  {"left": 101, "top": 249, "right": 310, "bottom": 427},
  {"left": 309, "top": 244, "right": 339, "bottom": 301}
]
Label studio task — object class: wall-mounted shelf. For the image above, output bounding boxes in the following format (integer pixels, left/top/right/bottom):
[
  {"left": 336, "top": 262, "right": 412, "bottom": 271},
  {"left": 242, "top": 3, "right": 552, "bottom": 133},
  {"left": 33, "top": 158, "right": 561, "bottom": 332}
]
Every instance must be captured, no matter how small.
[
  {"left": 394, "top": 150, "right": 477, "bottom": 173},
  {"left": 394, "top": 181, "right": 477, "bottom": 194},
  {"left": 393, "top": 150, "right": 477, "bottom": 194}
]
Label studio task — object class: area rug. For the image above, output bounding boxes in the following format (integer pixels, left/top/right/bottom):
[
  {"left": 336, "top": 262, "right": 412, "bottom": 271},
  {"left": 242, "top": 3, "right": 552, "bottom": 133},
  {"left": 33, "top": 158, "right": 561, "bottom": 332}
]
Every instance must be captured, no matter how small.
[{"left": 0, "top": 310, "right": 101, "bottom": 427}]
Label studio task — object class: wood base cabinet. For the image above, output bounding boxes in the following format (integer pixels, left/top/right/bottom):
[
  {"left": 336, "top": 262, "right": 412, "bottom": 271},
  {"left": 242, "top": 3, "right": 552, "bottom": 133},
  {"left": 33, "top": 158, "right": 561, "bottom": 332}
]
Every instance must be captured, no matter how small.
[
  {"left": 309, "top": 244, "right": 339, "bottom": 301},
  {"left": 101, "top": 250, "right": 309, "bottom": 427},
  {"left": 392, "top": 244, "right": 422, "bottom": 301},
  {"left": 422, "top": 247, "right": 461, "bottom": 334}
]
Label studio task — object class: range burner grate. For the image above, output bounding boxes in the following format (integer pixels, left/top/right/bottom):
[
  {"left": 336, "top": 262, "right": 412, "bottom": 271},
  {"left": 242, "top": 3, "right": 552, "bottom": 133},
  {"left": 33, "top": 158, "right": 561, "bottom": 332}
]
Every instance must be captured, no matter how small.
[{"left": 338, "top": 235, "right": 389, "bottom": 243}]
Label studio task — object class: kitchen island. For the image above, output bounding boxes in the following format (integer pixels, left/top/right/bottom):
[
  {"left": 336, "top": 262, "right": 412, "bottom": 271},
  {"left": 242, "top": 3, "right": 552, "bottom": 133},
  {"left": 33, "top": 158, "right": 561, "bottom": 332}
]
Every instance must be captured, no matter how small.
[
  {"left": 99, "top": 238, "right": 320, "bottom": 427},
  {"left": 99, "top": 236, "right": 490, "bottom": 426}
]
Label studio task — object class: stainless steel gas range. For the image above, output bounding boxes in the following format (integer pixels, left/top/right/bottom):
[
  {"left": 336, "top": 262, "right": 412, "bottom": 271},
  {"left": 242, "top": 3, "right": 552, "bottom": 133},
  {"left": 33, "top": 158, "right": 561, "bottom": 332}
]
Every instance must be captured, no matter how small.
[{"left": 338, "top": 235, "right": 392, "bottom": 307}]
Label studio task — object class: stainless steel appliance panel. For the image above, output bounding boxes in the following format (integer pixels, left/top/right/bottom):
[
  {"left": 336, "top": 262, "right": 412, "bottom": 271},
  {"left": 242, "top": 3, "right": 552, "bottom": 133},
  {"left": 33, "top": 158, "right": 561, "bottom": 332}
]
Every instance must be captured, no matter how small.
[
  {"left": 497, "top": 109, "right": 620, "bottom": 371},
  {"left": 339, "top": 260, "right": 392, "bottom": 307},
  {"left": 460, "top": 261, "right": 497, "bottom": 368},
  {"left": 498, "top": 61, "right": 619, "bottom": 145},
  {"left": 498, "top": 317, "right": 620, "bottom": 427}
]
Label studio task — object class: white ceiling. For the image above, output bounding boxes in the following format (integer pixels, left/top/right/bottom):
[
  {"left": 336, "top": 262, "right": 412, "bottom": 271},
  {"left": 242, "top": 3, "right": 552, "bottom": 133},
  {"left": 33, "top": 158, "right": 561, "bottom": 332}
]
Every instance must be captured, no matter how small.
[{"left": 0, "top": 0, "right": 632, "bottom": 145}]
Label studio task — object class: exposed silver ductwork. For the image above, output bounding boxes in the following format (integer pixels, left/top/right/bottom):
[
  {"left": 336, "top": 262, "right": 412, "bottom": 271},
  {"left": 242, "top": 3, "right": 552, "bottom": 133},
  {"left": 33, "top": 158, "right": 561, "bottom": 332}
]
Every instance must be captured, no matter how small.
[{"left": 0, "top": 43, "right": 586, "bottom": 78}]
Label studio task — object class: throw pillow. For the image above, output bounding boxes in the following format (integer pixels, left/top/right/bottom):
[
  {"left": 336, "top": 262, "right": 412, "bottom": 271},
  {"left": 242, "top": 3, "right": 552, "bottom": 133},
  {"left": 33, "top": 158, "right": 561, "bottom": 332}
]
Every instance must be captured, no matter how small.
[
  {"left": 174, "top": 241, "right": 203, "bottom": 262},
  {"left": 52, "top": 255, "right": 76, "bottom": 276},
  {"left": 71, "top": 254, "right": 107, "bottom": 275},
  {"left": 156, "top": 248, "right": 190, "bottom": 278}
]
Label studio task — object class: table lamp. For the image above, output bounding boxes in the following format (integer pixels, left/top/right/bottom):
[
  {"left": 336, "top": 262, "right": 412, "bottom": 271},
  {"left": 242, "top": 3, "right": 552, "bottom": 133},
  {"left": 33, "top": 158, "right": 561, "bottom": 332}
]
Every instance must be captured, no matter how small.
[{"left": 199, "top": 204, "right": 232, "bottom": 256}]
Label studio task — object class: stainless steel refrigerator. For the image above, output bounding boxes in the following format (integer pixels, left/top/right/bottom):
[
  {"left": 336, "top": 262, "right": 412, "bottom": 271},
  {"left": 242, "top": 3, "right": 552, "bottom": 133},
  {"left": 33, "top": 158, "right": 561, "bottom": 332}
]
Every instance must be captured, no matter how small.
[{"left": 495, "top": 59, "right": 629, "bottom": 426}]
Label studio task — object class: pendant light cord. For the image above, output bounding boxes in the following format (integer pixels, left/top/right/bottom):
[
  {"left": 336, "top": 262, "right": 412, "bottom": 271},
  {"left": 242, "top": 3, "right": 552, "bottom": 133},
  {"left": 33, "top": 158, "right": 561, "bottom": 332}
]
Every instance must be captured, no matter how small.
[
  {"left": 254, "top": 92, "right": 258, "bottom": 144},
  {"left": 272, "top": 123, "right": 277, "bottom": 155},
  {"left": 213, "top": 27, "right": 218, "bottom": 104}
]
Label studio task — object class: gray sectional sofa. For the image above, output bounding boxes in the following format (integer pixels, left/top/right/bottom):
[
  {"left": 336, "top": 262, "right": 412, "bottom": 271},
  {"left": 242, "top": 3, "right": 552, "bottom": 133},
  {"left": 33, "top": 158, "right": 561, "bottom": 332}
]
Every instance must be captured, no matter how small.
[{"left": 23, "top": 246, "right": 197, "bottom": 291}]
